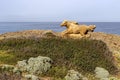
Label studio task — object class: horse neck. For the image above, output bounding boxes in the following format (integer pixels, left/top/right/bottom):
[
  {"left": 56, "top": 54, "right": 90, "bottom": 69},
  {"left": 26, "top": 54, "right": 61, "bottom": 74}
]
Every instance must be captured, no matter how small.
[{"left": 66, "top": 23, "right": 75, "bottom": 28}]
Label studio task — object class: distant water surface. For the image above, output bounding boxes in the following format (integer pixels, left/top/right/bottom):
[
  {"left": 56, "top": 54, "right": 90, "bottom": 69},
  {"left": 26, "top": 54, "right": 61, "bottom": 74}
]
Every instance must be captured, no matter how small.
[{"left": 0, "top": 22, "right": 120, "bottom": 35}]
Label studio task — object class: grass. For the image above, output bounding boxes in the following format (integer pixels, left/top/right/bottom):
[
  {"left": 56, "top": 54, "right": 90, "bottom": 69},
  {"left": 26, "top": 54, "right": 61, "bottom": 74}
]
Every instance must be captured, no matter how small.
[
  {"left": 0, "top": 69, "right": 22, "bottom": 80},
  {"left": 0, "top": 50, "right": 15, "bottom": 64},
  {"left": 0, "top": 37, "right": 117, "bottom": 79}
]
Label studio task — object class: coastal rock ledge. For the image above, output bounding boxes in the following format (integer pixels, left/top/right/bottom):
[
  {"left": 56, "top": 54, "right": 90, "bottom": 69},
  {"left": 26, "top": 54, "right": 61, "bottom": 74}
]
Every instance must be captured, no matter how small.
[{"left": 0, "top": 30, "right": 120, "bottom": 51}]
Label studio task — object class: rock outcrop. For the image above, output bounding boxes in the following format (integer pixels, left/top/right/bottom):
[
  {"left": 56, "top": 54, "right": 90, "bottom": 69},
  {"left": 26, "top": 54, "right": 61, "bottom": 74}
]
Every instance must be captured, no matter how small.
[
  {"left": 17, "top": 56, "right": 53, "bottom": 75},
  {"left": 0, "top": 30, "right": 60, "bottom": 40},
  {"left": 94, "top": 67, "right": 109, "bottom": 80},
  {"left": 65, "top": 70, "right": 88, "bottom": 80}
]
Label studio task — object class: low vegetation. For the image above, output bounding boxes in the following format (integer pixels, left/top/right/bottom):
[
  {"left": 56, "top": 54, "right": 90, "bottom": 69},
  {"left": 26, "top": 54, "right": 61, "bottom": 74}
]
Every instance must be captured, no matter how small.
[{"left": 0, "top": 37, "right": 117, "bottom": 79}]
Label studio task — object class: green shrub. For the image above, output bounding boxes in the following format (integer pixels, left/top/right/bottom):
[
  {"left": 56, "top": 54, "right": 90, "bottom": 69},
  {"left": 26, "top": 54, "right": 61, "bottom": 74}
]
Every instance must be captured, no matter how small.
[{"left": 0, "top": 37, "right": 117, "bottom": 78}]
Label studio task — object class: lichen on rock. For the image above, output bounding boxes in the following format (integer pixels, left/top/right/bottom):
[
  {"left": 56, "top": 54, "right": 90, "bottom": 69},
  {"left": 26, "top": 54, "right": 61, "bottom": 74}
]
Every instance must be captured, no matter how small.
[
  {"left": 17, "top": 56, "right": 53, "bottom": 75},
  {"left": 17, "top": 60, "right": 27, "bottom": 71},
  {"left": 65, "top": 70, "right": 88, "bottom": 80},
  {"left": 24, "top": 74, "right": 40, "bottom": 80},
  {"left": 1, "top": 64, "right": 14, "bottom": 71},
  {"left": 94, "top": 67, "right": 109, "bottom": 80}
]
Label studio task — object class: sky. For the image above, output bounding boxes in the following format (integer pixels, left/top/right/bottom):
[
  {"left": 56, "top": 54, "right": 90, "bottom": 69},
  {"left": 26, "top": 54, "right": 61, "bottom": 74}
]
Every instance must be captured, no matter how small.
[{"left": 0, "top": 0, "right": 120, "bottom": 22}]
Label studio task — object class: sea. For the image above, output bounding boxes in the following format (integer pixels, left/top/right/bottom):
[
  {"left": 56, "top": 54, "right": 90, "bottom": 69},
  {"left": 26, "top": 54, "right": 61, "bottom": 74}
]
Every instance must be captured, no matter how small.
[{"left": 0, "top": 22, "right": 120, "bottom": 35}]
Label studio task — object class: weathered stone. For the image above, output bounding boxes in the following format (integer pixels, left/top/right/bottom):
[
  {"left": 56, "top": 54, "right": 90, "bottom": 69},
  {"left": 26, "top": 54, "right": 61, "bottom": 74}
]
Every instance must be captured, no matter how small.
[
  {"left": 17, "top": 60, "right": 27, "bottom": 71},
  {"left": 65, "top": 70, "right": 88, "bottom": 80},
  {"left": 13, "top": 67, "right": 22, "bottom": 75},
  {"left": 17, "top": 56, "right": 53, "bottom": 75},
  {"left": 24, "top": 74, "right": 40, "bottom": 80},
  {"left": 95, "top": 67, "right": 109, "bottom": 80},
  {"left": 1, "top": 64, "right": 14, "bottom": 71}
]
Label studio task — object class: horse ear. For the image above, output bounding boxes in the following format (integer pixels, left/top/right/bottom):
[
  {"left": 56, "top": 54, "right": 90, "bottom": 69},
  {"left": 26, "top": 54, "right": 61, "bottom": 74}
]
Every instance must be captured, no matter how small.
[
  {"left": 73, "top": 22, "right": 79, "bottom": 24},
  {"left": 63, "top": 20, "right": 68, "bottom": 22},
  {"left": 69, "top": 21, "right": 78, "bottom": 24},
  {"left": 89, "top": 25, "right": 96, "bottom": 28},
  {"left": 92, "top": 25, "right": 96, "bottom": 28}
]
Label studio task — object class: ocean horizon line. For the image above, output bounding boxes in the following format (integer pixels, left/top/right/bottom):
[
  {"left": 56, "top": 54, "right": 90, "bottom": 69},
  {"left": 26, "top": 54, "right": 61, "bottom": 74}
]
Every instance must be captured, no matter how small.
[{"left": 0, "top": 21, "right": 120, "bottom": 23}]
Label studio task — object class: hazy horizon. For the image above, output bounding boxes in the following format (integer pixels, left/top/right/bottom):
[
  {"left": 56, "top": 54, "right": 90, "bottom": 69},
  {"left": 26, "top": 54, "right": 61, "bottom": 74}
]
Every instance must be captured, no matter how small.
[
  {"left": 0, "top": 0, "right": 120, "bottom": 22},
  {"left": 1, "top": 21, "right": 120, "bottom": 22}
]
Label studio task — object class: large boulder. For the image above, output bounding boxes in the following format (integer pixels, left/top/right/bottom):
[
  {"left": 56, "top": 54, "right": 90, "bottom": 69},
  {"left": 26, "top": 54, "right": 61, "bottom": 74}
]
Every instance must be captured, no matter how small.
[{"left": 17, "top": 56, "right": 53, "bottom": 75}]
